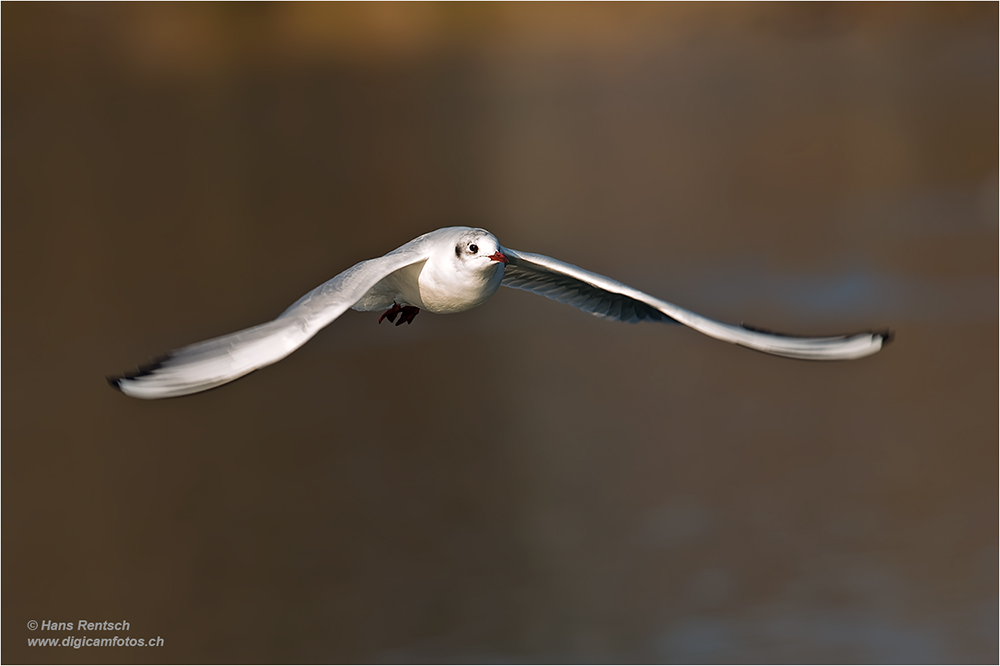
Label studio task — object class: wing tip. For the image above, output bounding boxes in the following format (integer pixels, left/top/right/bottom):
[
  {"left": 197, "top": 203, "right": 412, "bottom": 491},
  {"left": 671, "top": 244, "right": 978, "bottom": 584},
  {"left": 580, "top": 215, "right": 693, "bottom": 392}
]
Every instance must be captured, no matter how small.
[
  {"left": 733, "top": 323, "right": 894, "bottom": 361},
  {"left": 740, "top": 322, "right": 895, "bottom": 347},
  {"left": 107, "top": 354, "right": 172, "bottom": 394},
  {"left": 877, "top": 328, "right": 895, "bottom": 347}
]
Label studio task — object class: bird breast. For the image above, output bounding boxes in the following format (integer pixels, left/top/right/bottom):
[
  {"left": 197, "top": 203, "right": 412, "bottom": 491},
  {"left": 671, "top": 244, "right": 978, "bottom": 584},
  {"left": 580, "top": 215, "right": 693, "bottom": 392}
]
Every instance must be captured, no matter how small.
[{"left": 414, "top": 259, "right": 504, "bottom": 314}]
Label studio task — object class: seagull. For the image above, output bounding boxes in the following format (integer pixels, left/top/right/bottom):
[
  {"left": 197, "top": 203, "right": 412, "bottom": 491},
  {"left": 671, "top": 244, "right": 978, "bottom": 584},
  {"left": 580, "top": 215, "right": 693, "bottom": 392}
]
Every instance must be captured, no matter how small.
[{"left": 108, "top": 227, "right": 891, "bottom": 399}]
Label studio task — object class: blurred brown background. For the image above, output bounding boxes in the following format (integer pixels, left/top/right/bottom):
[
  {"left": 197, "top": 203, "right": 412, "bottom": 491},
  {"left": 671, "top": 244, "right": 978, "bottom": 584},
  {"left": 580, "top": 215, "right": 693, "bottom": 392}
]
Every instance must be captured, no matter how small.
[{"left": 3, "top": 3, "right": 997, "bottom": 663}]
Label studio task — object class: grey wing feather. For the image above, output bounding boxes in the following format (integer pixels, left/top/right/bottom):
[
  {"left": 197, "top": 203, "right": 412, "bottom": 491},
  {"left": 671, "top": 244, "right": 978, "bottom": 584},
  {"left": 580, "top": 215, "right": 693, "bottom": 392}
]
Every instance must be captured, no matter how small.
[
  {"left": 110, "top": 240, "right": 432, "bottom": 399},
  {"left": 499, "top": 247, "right": 890, "bottom": 361},
  {"left": 501, "top": 252, "right": 678, "bottom": 324}
]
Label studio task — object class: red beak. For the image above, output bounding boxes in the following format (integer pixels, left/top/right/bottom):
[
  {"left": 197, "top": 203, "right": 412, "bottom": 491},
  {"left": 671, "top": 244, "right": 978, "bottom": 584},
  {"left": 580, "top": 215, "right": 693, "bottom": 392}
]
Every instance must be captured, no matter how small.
[{"left": 488, "top": 251, "right": 509, "bottom": 264}]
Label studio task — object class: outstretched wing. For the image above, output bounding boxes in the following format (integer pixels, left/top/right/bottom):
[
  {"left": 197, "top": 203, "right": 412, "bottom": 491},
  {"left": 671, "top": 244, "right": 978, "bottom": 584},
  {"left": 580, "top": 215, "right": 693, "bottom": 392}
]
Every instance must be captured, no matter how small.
[
  {"left": 109, "top": 241, "right": 432, "bottom": 399},
  {"left": 499, "top": 247, "right": 890, "bottom": 361}
]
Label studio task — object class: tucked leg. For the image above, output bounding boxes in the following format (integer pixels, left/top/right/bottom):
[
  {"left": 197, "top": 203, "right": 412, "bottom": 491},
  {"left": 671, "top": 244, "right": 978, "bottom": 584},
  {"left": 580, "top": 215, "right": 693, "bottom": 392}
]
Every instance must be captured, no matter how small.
[
  {"left": 379, "top": 301, "right": 403, "bottom": 324},
  {"left": 395, "top": 306, "right": 420, "bottom": 326}
]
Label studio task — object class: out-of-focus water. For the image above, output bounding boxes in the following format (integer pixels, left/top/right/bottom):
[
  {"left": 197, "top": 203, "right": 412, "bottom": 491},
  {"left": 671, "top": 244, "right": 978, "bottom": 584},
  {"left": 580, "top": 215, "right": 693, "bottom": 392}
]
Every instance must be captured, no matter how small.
[{"left": 4, "top": 4, "right": 997, "bottom": 663}]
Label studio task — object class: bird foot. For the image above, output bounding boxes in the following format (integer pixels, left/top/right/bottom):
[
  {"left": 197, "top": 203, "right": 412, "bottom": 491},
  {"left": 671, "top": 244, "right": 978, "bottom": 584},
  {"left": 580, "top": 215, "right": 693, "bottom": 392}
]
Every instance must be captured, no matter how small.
[
  {"left": 379, "top": 302, "right": 402, "bottom": 324},
  {"left": 396, "top": 306, "right": 420, "bottom": 325},
  {"left": 379, "top": 302, "right": 420, "bottom": 326}
]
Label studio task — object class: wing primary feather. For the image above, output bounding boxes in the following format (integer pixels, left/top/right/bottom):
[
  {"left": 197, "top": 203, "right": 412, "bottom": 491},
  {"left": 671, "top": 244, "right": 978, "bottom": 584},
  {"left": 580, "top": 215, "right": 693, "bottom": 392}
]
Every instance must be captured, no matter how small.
[
  {"left": 499, "top": 247, "right": 889, "bottom": 361},
  {"left": 110, "top": 237, "right": 436, "bottom": 399}
]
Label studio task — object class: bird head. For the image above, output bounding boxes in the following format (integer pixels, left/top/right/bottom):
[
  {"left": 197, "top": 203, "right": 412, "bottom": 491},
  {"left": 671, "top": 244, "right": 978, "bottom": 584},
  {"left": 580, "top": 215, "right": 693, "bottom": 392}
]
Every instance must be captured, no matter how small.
[{"left": 451, "top": 228, "right": 508, "bottom": 275}]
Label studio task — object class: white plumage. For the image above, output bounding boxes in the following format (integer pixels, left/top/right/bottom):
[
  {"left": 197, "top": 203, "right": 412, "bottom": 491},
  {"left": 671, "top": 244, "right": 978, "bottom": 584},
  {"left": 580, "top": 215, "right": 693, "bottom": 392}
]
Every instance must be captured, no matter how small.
[{"left": 109, "top": 227, "right": 891, "bottom": 399}]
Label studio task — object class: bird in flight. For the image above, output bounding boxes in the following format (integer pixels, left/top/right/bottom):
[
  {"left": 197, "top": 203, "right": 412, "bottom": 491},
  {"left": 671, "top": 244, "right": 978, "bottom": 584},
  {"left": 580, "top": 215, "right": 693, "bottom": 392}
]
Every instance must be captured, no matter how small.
[{"left": 108, "top": 227, "right": 891, "bottom": 399}]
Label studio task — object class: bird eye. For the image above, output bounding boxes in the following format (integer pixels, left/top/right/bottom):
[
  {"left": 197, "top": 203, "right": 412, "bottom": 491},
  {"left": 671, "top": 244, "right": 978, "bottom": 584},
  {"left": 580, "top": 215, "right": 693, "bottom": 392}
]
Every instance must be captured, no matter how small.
[{"left": 469, "top": 244, "right": 479, "bottom": 254}]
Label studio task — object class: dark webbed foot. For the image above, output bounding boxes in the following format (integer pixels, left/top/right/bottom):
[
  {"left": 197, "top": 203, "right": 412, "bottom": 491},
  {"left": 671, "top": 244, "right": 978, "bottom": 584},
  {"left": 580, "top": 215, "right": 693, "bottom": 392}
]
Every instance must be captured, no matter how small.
[
  {"left": 379, "top": 302, "right": 403, "bottom": 324},
  {"left": 379, "top": 302, "right": 419, "bottom": 326},
  {"left": 396, "top": 306, "right": 419, "bottom": 326}
]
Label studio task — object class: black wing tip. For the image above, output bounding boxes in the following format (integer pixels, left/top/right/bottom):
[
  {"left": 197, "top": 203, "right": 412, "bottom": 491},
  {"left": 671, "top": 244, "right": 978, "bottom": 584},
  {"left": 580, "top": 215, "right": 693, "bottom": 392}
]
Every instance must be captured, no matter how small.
[
  {"left": 106, "top": 353, "right": 172, "bottom": 392},
  {"left": 877, "top": 329, "right": 895, "bottom": 346}
]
